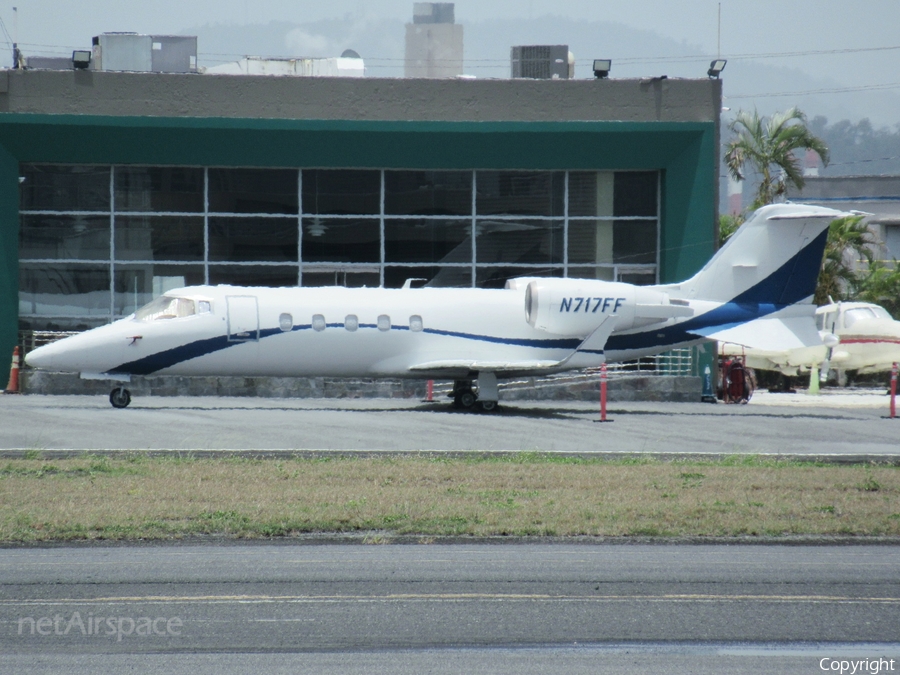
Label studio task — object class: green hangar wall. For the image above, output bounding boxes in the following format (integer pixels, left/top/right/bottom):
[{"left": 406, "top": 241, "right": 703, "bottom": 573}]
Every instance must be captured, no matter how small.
[{"left": 0, "top": 70, "right": 721, "bottom": 361}]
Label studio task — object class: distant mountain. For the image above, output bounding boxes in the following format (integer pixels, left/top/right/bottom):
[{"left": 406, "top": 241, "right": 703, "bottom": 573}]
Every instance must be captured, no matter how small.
[{"left": 185, "top": 13, "right": 900, "bottom": 183}]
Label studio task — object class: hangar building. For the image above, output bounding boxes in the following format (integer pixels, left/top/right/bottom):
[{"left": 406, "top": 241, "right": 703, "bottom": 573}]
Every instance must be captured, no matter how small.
[{"left": 0, "top": 67, "right": 722, "bottom": 375}]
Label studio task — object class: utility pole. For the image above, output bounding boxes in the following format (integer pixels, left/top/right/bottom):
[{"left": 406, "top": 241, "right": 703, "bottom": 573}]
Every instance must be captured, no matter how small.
[{"left": 12, "top": 6, "right": 18, "bottom": 69}]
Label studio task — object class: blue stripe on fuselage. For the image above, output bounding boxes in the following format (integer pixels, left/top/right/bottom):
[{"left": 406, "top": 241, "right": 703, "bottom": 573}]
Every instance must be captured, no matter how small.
[{"left": 107, "top": 323, "right": 580, "bottom": 375}]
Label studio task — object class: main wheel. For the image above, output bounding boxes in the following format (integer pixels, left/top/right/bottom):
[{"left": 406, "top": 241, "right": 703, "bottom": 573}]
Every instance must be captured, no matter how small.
[
  {"left": 478, "top": 400, "right": 498, "bottom": 412},
  {"left": 457, "top": 390, "right": 477, "bottom": 408},
  {"left": 109, "top": 387, "right": 132, "bottom": 409}
]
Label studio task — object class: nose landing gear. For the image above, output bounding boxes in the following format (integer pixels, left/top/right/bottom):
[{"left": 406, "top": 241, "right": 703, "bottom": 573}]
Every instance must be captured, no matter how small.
[{"left": 109, "top": 386, "right": 132, "bottom": 409}]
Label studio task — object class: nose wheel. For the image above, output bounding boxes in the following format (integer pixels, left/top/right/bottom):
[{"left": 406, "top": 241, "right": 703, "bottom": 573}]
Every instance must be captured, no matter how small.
[{"left": 109, "top": 386, "right": 132, "bottom": 409}]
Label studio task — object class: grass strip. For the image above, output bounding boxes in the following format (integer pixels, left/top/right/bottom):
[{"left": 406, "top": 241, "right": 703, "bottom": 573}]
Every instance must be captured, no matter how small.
[{"left": 1, "top": 454, "right": 899, "bottom": 542}]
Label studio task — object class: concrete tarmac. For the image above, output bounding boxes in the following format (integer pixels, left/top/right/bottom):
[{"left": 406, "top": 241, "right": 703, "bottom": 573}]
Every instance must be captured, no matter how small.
[
  {"left": 1, "top": 390, "right": 898, "bottom": 457},
  {"left": 1, "top": 544, "right": 899, "bottom": 674}
]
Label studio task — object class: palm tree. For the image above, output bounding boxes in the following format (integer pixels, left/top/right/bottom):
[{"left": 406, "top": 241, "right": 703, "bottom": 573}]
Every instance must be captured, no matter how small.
[
  {"left": 725, "top": 108, "right": 830, "bottom": 209},
  {"left": 814, "top": 215, "right": 876, "bottom": 306},
  {"left": 853, "top": 259, "right": 900, "bottom": 318}
]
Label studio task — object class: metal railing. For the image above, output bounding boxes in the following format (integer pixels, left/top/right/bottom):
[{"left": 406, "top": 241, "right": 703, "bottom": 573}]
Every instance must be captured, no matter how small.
[
  {"left": 603, "top": 347, "right": 695, "bottom": 377},
  {"left": 428, "top": 348, "right": 696, "bottom": 397},
  {"left": 18, "top": 330, "right": 80, "bottom": 359}
]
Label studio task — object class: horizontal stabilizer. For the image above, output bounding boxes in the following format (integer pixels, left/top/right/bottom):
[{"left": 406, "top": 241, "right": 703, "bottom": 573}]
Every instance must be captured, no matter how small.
[{"left": 699, "top": 313, "right": 823, "bottom": 352}]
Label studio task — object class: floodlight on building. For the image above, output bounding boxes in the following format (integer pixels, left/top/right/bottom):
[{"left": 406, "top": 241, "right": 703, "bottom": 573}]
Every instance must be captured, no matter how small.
[
  {"left": 707, "top": 59, "right": 726, "bottom": 79},
  {"left": 72, "top": 50, "right": 91, "bottom": 70},
  {"left": 592, "top": 59, "right": 611, "bottom": 79}
]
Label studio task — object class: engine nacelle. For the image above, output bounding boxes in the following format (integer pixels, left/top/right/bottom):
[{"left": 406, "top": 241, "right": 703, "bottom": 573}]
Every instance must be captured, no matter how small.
[{"left": 523, "top": 278, "right": 692, "bottom": 336}]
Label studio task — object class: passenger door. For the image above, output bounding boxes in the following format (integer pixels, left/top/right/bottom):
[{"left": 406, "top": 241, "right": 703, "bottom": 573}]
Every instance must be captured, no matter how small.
[{"left": 226, "top": 295, "right": 259, "bottom": 342}]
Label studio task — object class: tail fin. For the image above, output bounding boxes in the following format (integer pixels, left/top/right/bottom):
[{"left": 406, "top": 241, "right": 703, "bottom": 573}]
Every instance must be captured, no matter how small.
[{"left": 663, "top": 203, "right": 847, "bottom": 305}]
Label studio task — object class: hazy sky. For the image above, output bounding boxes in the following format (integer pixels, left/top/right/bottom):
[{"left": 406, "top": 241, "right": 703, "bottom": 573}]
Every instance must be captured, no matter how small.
[{"left": 3, "top": 0, "right": 899, "bottom": 122}]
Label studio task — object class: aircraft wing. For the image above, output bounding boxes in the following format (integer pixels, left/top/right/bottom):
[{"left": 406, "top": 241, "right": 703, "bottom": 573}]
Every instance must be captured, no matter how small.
[
  {"left": 408, "top": 359, "right": 565, "bottom": 373},
  {"left": 408, "top": 314, "right": 619, "bottom": 375}
]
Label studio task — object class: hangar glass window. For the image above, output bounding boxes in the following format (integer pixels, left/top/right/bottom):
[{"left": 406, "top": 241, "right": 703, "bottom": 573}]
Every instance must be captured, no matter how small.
[
  {"left": 566, "top": 171, "right": 659, "bottom": 284},
  {"left": 114, "top": 167, "right": 204, "bottom": 212},
  {"left": 302, "top": 170, "right": 380, "bottom": 215},
  {"left": 385, "top": 170, "right": 472, "bottom": 216},
  {"left": 18, "top": 164, "right": 660, "bottom": 333},
  {"left": 476, "top": 171, "right": 564, "bottom": 217},
  {"left": 115, "top": 216, "right": 204, "bottom": 261},
  {"left": 209, "top": 217, "right": 299, "bottom": 263},
  {"left": 301, "top": 217, "right": 380, "bottom": 263},
  {"left": 384, "top": 218, "right": 470, "bottom": 264},
  {"left": 208, "top": 168, "right": 298, "bottom": 214},
  {"left": 19, "top": 165, "right": 110, "bottom": 212},
  {"left": 20, "top": 214, "right": 110, "bottom": 261}
]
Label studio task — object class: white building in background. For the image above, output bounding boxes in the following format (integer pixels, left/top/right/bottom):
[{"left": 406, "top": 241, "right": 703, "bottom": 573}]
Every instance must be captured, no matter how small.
[
  {"left": 788, "top": 175, "right": 900, "bottom": 263},
  {"left": 405, "top": 2, "right": 463, "bottom": 78},
  {"left": 92, "top": 33, "right": 198, "bottom": 73},
  {"left": 205, "top": 54, "right": 365, "bottom": 78}
]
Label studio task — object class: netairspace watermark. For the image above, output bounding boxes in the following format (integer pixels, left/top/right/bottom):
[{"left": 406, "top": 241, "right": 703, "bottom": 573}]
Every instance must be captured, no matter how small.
[
  {"left": 17, "top": 612, "right": 182, "bottom": 642},
  {"left": 820, "top": 658, "right": 897, "bottom": 675}
]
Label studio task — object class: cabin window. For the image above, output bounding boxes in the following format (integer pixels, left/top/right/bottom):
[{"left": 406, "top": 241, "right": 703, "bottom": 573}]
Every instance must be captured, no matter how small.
[
  {"left": 279, "top": 313, "right": 293, "bottom": 332},
  {"left": 409, "top": 315, "right": 424, "bottom": 332},
  {"left": 377, "top": 314, "right": 391, "bottom": 332},
  {"left": 345, "top": 314, "right": 359, "bottom": 331},
  {"left": 198, "top": 301, "right": 211, "bottom": 313},
  {"left": 134, "top": 296, "right": 196, "bottom": 321},
  {"left": 312, "top": 314, "right": 326, "bottom": 331}
]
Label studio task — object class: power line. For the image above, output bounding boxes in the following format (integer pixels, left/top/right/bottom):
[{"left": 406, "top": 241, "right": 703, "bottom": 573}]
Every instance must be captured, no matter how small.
[
  {"left": 616, "top": 44, "right": 900, "bottom": 65},
  {"left": 18, "top": 39, "right": 900, "bottom": 66},
  {"left": 727, "top": 82, "right": 900, "bottom": 99}
]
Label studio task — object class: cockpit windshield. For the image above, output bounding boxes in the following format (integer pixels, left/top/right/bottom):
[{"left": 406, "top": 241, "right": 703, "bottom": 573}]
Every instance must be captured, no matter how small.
[
  {"left": 843, "top": 307, "right": 878, "bottom": 329},
  {"left": 134, "top": 296, "right": 197, "bottom": 322}
]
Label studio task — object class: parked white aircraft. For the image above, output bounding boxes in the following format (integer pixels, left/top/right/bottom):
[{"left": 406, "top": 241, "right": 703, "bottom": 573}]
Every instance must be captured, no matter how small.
[
  {"left": 25, "top": 203, "right": 846, "bottom": 410},
  {"left": 724, "top": 300, "right": 900, "bottom": 380}
]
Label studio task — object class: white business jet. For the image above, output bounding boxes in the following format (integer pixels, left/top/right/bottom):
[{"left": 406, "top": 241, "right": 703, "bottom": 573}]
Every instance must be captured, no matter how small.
[{"left": 25, "top": 203, "right": 846, "bottom": 410}]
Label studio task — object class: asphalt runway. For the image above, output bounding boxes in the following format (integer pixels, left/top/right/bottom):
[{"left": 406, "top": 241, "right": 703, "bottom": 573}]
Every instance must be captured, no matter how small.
[
  {"left": 1, "top": 390, "right": 898, "bottom": 457},
  {"left": 1, "top": 543, "right": 899, "bottom": 674}
]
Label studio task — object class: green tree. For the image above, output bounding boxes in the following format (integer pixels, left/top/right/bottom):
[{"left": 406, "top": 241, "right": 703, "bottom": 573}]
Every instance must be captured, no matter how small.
[
  {"left": 725, "top": 107, "right": 830, "bottom": 209},
  {"left": 853, "top": 259, "right": 900, "bottom": 318},
  {"left": 718, "top": 213, "right": 744, "bottom": 244},
  {"left": 814, "top": 215, "right": 877, "bottom": 306}
]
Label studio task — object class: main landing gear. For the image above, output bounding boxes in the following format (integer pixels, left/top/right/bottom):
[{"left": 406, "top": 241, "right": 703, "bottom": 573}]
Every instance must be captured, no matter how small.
[
  {"left": 450, "top": 373, "right": 499, "bottom": 412},
  {"left": 109, "top": 386, "right": 132, "bottom": 409}
]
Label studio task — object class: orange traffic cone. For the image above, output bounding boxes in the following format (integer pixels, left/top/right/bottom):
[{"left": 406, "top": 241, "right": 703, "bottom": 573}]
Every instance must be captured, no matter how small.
[{"left": 4, "top": 346, "right": 20, "bottom": 394}]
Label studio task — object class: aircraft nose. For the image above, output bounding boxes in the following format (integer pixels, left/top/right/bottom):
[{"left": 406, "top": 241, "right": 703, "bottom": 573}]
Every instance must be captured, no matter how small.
[{"left": 24, "top": 343, "right": 57, "bottom": 370}]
